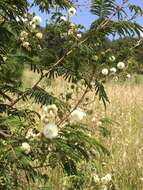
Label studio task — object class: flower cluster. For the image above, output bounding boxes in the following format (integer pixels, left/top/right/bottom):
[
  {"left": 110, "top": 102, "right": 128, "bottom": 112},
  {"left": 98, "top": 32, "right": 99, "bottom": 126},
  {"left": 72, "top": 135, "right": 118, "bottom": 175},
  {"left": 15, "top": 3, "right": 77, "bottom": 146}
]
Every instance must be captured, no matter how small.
[
  {"left": 101, "top": 57, "right": 126, "bottom": 76},
  {"left": 93, "top": 173, "right": 112, "bottom": 190},
  {"left": 70, "top": 108, "right": 86, "bottom": 123},
  {"left": 32, "top": 15, "right": 41, "bottom": 26},
  {"left": 59, "top": 7, "right": 82, "bottom": 39},
  {"left": 41, "top": 104, "right": 59, "bottom": 139},
  {"left": 19, "top": 15, "right": 43, "bottom": 51},
  {"left": 35, "top": 32, "right": 43, "bottom": 39},
  {"left": 68, "top": 7, "right": 76, "bottom": 17},
  {"left": 43, "top": 123, "right": 58, "bottom": 139},
  {"left": 21, "top": 142, "right": 31, "bottom": 154}
]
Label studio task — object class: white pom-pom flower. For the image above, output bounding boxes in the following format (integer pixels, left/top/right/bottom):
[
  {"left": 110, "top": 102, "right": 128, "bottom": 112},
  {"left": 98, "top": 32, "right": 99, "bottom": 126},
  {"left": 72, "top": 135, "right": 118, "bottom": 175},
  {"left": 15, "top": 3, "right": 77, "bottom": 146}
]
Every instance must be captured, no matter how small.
[
  {"left": 127, "top": 74, "right": 131, "bottom": 78},
  {"left": 101, "top": 174, "right": 112, "bottom": 184},
  {"left": 3, "top": 57, "right": 7, "bottom": 62},
  {"left": 43, "top": 104, "right": 58, "bottom": 116},
  {"left": 91, "top": 117, "right": 96, "bottom": 122},
  {"left": 22, "top": 41, "right": 30, "bottom": 48},
  {"left": 68, "top": 7, "right": 76, "bottom": 17},
  {"left": 43, "top": 123, "right": 58, "bottom": 139},
  {"left": 114, "top": 76, "right": 118, "bottom": 82},
  {"left": 77, "top": 33, "right": 82, "bottom": 38},
  {"left": 139, "top": 177, "right": 143, "bottom": 182},
  {"left": 70, "top": 108, "right": 86, "bottom": 123},
  {"left": 60, "top": 16, "right": 67, "bottom": 21},
  {"left": 109, "top": 55, "right": 116, "bottom": 62},
  {"left": 101, "top": 68, "right": 109, "bottom": 76},
  {"left": 102, "top": 186, "right": 108, "bottom": 190},
  {"left": 41, "top": 114, "right": 49, "bottom": 124},
  {"left": 33, "top": 15, "right": 42, "bottom": 25},
  {"left": 21, "top": 142, "right": 31, "bottom": 154},
  {"left": 110, "top": 67, "right": 117, "bottom": 73},
  {"left": 20, "top": 31, "right": 28, "bottom": 38},
  {"left": 117, "top": 62, "right": 125, "bottom": 69},
  {"left": 93, "top": 174, "right": 100, "bottom": 183},
  {"left": 30, "top": 21, "right": 36, "bottom": 29},
  {"left": 97, "top": 121, "right": 102, "bottom": 127},
  {"left": 68, "top": 29, "right": 74, "bottom": 35},
  {"left": 35, "top": 32, "right": 43, "bottom": 39}
]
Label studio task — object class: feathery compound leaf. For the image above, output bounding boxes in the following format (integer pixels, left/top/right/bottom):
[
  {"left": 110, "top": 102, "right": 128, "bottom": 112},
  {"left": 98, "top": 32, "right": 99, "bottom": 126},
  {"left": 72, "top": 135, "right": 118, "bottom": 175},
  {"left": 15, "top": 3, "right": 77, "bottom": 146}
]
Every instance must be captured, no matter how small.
[
  {"left": 0, "top": 104, "right": 39, "bottom": 119},
  {"left": 32, "top": 0, "right": 73, "bottom": 12},
  {"left": 129, "top": 4, "right": 143, "bottom": 17},
  {"left": 113, "top": 21, "right": 143, "bottom": 37},
  {"left": 95, "top": 81, "right": 110, "bottom": 109},
  {"left": 28, "top": 86, "right": 70, "bottom": 111},
  {"left": 91, "top": 0, "right": 115, "bottom": 18}
]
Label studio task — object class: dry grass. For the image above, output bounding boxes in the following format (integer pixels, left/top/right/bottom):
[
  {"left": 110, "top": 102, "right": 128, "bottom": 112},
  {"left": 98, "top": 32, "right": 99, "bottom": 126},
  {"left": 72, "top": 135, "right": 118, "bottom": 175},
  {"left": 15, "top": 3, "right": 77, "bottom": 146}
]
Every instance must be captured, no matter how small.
[
  {"left": 22, "top": 70, "right": 143, "bottom": 189},
  {"left": 91, "top": 83, "right": 143, "bottom": 190}
]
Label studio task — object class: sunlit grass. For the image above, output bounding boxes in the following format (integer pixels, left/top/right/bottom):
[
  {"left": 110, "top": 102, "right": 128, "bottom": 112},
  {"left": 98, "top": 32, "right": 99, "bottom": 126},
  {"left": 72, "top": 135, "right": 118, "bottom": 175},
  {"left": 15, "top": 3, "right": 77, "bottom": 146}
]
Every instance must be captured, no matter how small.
[{"left": 22, "top": 70, "right": 143, "bottom": 189}]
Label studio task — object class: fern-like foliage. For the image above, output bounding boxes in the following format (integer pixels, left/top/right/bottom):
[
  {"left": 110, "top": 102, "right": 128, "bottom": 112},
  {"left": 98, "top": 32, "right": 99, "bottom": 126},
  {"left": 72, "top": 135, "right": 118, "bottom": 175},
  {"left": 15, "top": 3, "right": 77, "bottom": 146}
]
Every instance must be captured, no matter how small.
[
  {"left": 32, "top": 0, "right": 73, "bottom": 12},
  {"left": 91, "top": 0, "right": 116, "bottom": 18},
  {"left": 28, "top": 86, "right": 70, "bottom": 112}
]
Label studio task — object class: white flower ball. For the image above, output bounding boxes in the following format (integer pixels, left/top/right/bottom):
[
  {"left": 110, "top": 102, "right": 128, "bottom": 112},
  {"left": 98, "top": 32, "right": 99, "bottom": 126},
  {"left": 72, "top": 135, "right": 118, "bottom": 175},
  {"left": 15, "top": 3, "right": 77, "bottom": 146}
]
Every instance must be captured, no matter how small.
[
  {"left": 60, "top": 16, "right": 67, "bottom": 21},
  {"left": 71, "top": 108, "right": 86, "bottom": 123},
  {"left": 109, "top": 55, "right": 116, "bottom": 62},
  {"left": 91, "top": 117, "right": 96, "bottom": 122},
  {"left": 43, "top": 123, "right": 58, "bottom": 139},
  {"left": 68, "top": 7, "right": 76, "bottom": 17},
  {"left": 22, "top": 41, "right": 30, "bottom": 48},
  {"left": 33, "top": 15, "right": 42, "bottom": 25},
  {"left": 68, "top": 29, "right": 74, "bottom": 35},
  {"left": 127, "top": 74, "right": 131, "bottom": 78},
  {"left": 35, "top": 32, "right": 43, "bottom": 39},
  {"left": 20, "top": 37, "right": 25, "bottom": 42},
  {"left": 43, "top": 104, "right": 58, "bottom": 116},
  {"left": 117, "top": 62, "right": 125, "bottom": 69},
  {"left": 102, "top": 186, "right": 108, "bottom": 190},
  {"left": 93, "top": 55, "right": 99, "bottom": 61},
  {"left": 30, "top": 21, "right": 36, "bottom": 29},
  {"left": 101, "top": 68, "right": 109, "bottom": 76},
  {"left": 101, "top": 174, "right": 112, "bottom": 184},
  {"left": 114, "top": 76, "right": 119, "bottom": 81},
  {"left": 32, "top": 23, "right": 36, "bottom": 29},
  {"left": 139, "top": 177, "right": 143, "bottom": 182},
  {"left": 21, "top": 142, "right": 31, "bottom": 154},
  {"left": 3, "top": 57, "right": 7, "bottom": 62},
  {"left": 93, "top": 174, "right": 100, "bottom": 183},
  {"left": 41, "top": 114, "right": 49, "bottom": 124},
  {"left": 20, "top": 31, "right": 28, "bottom": 38},
  {"left": 97, "top": 121, "right": 102, "bottom": 127},
  {"left": 110, "top": 67, "right": 117, "bottom": 73},
  {"left": 77, "top": 33, "right": 82, "bottom": 38}
]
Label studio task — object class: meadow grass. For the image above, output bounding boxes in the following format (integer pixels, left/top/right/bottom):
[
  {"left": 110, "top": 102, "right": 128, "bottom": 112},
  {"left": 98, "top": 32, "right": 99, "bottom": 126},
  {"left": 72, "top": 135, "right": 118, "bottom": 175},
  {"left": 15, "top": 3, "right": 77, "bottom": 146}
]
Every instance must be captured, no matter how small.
[
  {"left": 22, "top": 70, "right": 143, "bottom": 189},
  {"left": 88, "top": 82, "right": 143, "bottom": 190}
]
